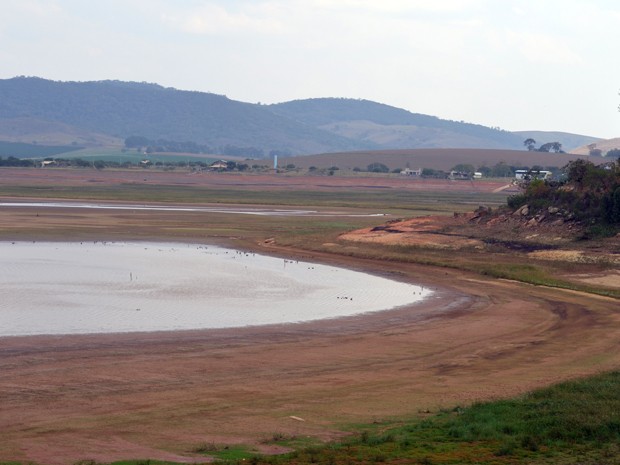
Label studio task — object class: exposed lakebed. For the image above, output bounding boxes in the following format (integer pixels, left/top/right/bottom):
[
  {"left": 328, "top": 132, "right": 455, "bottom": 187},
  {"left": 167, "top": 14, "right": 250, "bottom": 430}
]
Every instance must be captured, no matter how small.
[{"left": 0, "top": 242, "right": 432, "bottom": 336}]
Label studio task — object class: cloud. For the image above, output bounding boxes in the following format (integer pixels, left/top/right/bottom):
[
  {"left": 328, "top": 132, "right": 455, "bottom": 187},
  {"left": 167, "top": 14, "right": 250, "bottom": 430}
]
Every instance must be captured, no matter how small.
[
  {"left": 310, "top": 0, "right": 482, "bottom": 13},
  {"left": 161, "top": 2, "right": 289, "bottom": 35},
  {"left": 504, "top": 30, "right": 582, "bottom": 66},
  {"left": 159, "top": 0, "right": 486, "bottom": 37},
  {"left": 8, "top": 0, "right": 63, "bottom": 17}
]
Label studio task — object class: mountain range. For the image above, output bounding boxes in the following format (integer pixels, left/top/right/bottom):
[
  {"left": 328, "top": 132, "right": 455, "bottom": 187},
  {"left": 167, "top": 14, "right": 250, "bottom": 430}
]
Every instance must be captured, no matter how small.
[{"left": 0, "top": 77, "right": 601, "bottom": 156}]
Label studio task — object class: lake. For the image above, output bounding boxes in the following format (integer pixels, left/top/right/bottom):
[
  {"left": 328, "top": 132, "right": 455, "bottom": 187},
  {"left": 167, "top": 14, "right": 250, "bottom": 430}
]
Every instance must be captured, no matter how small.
[{"left": 0, "top": 242, "right": 432, "bottom": 336}]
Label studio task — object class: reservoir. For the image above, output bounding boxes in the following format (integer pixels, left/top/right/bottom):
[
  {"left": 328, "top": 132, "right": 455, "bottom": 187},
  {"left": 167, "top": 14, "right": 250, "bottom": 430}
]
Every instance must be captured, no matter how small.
[{"left": 0, "top": 242, "right": 432, "bottom": 337}]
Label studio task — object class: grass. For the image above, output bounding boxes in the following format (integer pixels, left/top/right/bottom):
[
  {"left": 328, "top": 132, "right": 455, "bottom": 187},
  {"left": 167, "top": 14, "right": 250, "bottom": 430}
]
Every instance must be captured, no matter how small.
[
  {"left": 54, "top": 148, "right": 222, "bottom": 165},
  {"left": 49, "top": 373, "right": 617, "bottom": 465},
  {"left": 190, "top": 441, "right": 270, "bottom": 460},
  {"left": 235, "top": 371, "right": 620, "bottom": 465},
  {"left": 0, "top": 182, "right": 507, "bottom": 212}
]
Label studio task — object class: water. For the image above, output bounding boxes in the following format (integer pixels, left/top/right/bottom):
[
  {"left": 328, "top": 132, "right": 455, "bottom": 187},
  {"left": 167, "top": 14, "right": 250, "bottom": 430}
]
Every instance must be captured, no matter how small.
[
  {"left": 0, "top": 201, "right": 388, "bottom": 217},
  {"left": 0, "top": 242, "right": 432, "bottom": 336}
]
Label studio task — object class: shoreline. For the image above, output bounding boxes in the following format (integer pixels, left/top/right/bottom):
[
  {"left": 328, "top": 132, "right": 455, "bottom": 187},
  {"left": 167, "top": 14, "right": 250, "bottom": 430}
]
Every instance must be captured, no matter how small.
[{"left": 0, "top": 239, "right": 437, "bottom": 338}]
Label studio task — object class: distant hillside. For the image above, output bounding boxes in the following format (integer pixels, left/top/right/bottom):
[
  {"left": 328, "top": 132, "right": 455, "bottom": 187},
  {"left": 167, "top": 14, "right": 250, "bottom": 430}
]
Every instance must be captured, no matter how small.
[
  {"left": 269, "top": 98, "right": 525, "bottom": 150},
  {"left": 572, "top": 137, "right": 620, "bottom": 156},
  {"left": 0, "top": 117, "right": 122, "bottom": 147},
  {"left": 0, "top": 77, "right": 367, "bottom": 156},
  {"left": 514, "top": 130, "right": 602, "bottom": 152},
  {"left": 0, "top": 77, "right": 599, "bottom": 157}
]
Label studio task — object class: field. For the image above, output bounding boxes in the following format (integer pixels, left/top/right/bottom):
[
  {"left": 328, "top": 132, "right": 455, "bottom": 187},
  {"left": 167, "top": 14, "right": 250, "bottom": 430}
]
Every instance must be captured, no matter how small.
[
  {"left": 281, "top": 148, "right": 589, "bottom": 171},
  {"left": 39, "top": 147, "right": 224, "bottom": 165},
  {"left": 0, "top": 167, "right": 619, "bottom": 465}
]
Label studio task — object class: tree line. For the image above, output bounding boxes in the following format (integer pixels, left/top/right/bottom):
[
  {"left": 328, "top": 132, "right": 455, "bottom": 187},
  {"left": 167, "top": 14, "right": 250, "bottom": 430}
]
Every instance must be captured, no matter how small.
[
  {"left": 523, "top": 138, "right": 564, "bottom": 153},
  {"left": 124, "top": 135, "right": 294, "bottom": 159}
]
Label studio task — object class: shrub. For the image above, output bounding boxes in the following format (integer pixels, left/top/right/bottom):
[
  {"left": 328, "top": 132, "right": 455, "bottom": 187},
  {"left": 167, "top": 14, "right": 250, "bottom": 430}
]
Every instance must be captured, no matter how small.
[{"left": 507, "top": 193, "right": 527, "bottom": 210}]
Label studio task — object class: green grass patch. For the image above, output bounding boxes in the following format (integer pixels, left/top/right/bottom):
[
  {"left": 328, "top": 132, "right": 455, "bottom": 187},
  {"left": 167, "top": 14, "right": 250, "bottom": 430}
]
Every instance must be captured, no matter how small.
[
  {"left": 58, "top": 148, "right": 220, "bottom": 165},
  {"left": 247, "top": 371, "right": 620, "bottom": 464},
  {"left": 207, "top": 445, "right": 255, "bottom": 461}
]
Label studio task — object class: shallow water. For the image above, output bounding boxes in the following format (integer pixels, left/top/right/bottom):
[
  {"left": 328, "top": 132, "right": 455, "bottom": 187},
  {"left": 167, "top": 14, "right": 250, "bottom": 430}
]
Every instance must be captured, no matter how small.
[
  {"left": 0, "top": 201, "right": 387, "bottom": 217},
  {"left": 0, "top": 242, "right": 432, "bottom": 336}
]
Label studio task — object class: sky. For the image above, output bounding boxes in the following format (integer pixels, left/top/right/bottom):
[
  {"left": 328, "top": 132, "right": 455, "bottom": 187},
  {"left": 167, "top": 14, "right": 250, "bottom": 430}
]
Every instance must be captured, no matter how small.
[{"left": 1, "top": 0, "right": 619, "bottom": 139}]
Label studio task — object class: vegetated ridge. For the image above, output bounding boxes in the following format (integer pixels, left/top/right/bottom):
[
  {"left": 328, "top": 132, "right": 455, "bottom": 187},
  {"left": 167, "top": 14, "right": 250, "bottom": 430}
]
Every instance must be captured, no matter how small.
[
  {"left": 0, "top": 76, "right": 596, "bottom": 157},
  {"left": 502, "top": 158, "right": 620, "bottom": 237},
  {"left": 0, "top": 77, "right": 364, "bottom": 156},
  {"left": 271, "top": 98, "right": 524, "bottom": 151},
  {"left": 427, "top": 158, "right": 620, "bottom": 246}
]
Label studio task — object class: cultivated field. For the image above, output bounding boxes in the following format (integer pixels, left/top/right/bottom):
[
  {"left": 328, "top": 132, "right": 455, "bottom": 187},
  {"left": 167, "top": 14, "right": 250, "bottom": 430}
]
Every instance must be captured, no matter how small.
[
  {"left": 0, "top": 167, "right": 618, "bottom": 465},
  {"left": 282, "top": 148, "right": 589, "bottom": 171}
]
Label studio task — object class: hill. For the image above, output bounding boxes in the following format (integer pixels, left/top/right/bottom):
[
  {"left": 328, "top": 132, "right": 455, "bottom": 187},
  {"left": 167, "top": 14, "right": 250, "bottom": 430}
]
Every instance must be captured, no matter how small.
[
  {"left": 269, "top": 98, "right": 525, "bottom": 150},
  {"left": 0, "top": 77, "right": 368, "bottom": 156},
  {"left": 0, "top": 117, "right": 122, "bottom": 147},
  {"left": 514, "top": 130, "right": 601, "bottom": 152},
  {"left": 0, "top": 77, "right": 576, "bottom": 157},
  {"left": 572, "top": 137, "right": 620, "bottom": 156}
]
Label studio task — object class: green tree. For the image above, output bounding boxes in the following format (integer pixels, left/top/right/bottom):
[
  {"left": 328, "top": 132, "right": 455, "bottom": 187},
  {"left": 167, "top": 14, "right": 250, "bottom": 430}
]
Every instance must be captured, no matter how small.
[
  {"left": 491, "top": 162, "right": 513, "bottom": 177},
  {"left": 477, "top": 166, "right": 492, "bottom": 177},
  {"left": 367, "top": 162, "right": 389, "bottom": 173},
  {"left": 538, "top": 142, "right": 563, "bottom": 153},
  {"left": 523, "top": 138, "right": 536, "bottom": 151},
  {"left": 451, "top": 164, "right": 475, "bottom": 173}
]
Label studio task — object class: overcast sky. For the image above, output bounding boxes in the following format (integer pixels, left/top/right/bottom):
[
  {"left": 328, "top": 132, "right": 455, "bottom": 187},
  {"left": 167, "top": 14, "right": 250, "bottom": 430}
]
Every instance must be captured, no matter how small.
[{"left": 2, "top": 0, "right": 619, "bottom": 138}]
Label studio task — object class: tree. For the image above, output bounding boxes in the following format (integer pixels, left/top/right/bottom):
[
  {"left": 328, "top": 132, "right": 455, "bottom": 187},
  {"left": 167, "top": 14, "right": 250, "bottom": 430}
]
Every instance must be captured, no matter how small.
[
  {"left": 538, "top": 142, "right": 563, "bottom": 153},
  {"left": 524, "top": 138, "right": 536, "bottom": 151},
  {"left": 477, "top": 166, "right": 492, "bottom": 177},
  {"left": 367, "top": 162, "right": 389, "bottom": 173},
  {"left": 491, "top": 162, "right": 513, "bottom": 177},
  {"left": 451, "top": 163, "right": 475, "bottom": 173},
  {"left": 590, "top": 146, "right": 603, "bottom": 157}
]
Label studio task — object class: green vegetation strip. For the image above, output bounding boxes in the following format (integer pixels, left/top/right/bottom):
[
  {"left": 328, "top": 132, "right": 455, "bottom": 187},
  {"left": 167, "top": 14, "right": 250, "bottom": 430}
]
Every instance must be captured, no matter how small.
[
  {"left": 230, "top": 372, "right": 620, "bottom": 465},
  {"left": 5, "top": 372, "right": 617, "bottom": 465}
]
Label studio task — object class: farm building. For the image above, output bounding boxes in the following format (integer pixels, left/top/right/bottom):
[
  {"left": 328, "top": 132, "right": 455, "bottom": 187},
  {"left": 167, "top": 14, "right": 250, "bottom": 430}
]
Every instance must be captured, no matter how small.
[{"left": 515, "top": 169, "right": 552, "bottom": 180}]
